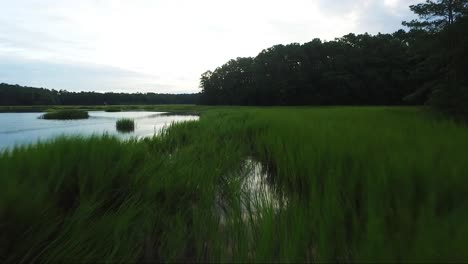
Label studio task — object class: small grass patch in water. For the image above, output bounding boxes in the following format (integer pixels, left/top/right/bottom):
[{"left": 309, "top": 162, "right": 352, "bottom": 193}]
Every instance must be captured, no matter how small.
[
  {"left": 116, "top": 118, "right": 135, "bottom": 132},
  {"left": 41, "top": 109, "right": 89, "bottom": 120}
]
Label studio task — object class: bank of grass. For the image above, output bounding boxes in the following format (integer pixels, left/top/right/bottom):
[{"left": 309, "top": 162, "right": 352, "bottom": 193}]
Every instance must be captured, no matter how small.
[
  {"left": 1, "top": 106, "right": 467, "bottom": 262},
  {"left": 116, "top": 118, "right": 135, "bottom": 132},
  {"left": 41, "top": 109, "right": 89, "bottom": 120},
  {"left": 105, "top": 107, "right": 121, "bottom": 112}
]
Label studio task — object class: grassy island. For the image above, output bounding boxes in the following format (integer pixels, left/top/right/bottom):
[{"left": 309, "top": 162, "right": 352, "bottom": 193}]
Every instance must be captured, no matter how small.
[{"left": 41, "top": 109, "right": 89, "bottom": 120}]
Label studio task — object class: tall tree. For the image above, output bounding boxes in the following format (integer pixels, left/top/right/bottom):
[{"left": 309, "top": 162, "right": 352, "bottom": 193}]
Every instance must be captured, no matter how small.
[
  {"left": 403, "top": 0, "right": 468, "bottom": 31},
  {"left": 403, "top": 0, "right": 468, "bottom": 119}
]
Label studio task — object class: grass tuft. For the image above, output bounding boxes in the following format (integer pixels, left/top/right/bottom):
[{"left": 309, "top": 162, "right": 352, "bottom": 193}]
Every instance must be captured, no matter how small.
[{"left": 116, "top": 118, "right": 135, "bottom": 132}]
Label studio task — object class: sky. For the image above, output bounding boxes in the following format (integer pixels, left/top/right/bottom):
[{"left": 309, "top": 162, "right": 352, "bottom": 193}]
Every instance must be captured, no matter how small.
[{"left": 0, "top": 0, "right": 422, "bottom": 94}]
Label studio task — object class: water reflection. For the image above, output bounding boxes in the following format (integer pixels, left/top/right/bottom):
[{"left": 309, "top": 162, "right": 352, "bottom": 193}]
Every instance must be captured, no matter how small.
[
  {"left": 241, "top": 158, "right": 285, "bottom": 212},
  {"left": 217, "top": 158, "right": 287, "bottom": 225},
  {"left": 0, "top": 111, "right": 198, "bottom": 150}
]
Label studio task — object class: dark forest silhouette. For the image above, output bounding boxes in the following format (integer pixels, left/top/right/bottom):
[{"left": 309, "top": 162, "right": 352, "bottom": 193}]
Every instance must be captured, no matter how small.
[
  {"left": 199, "top": 0, "right": 468, "bottom": 118},
  {"left": 0, "top": 83, "right": 199, "bottom": 105}
]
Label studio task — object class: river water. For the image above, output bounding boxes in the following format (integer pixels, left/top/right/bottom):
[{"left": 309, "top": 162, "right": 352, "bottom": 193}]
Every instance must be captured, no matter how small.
[{"left": 0, "top": 111, "right": 198, "bottom": 150}]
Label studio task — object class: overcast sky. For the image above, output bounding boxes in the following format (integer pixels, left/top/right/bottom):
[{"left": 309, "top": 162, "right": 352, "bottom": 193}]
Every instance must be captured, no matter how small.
[{"left": 0, "top": 0, "right": 421, "bottom": 93}]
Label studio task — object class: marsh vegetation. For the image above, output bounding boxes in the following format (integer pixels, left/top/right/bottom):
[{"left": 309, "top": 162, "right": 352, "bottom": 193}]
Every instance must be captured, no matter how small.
[
  {"left": 1, "top": 106, "right": 467, "bottom": 262},
  {"left": 105, "top": 108, "right": 122, "bottom": 112},
  {"left": 41, "top": 109, "right": 89, "bottom": 120},
  {"left": 116, "top": 118, "right": 135, "bottom": 132}
]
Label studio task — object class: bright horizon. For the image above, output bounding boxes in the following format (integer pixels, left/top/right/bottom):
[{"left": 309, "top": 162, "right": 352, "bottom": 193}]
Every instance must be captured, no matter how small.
[{"left": 0, "top": 0, "right": 421, "bottom": 94}]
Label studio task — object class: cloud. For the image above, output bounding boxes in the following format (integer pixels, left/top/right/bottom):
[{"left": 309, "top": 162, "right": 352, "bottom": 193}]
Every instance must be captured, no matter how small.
[
  {"left": 317, "top": 0, "right": 360, "bottom": 15},
  {"left": 316, "top": 0, "right": 421, "bottom": 35},
  {"left": 0, "top": 56, "right": 187, "bottom": 93},
  {"left": 0, "top": 0, "right": 422, "bottom": 93}
]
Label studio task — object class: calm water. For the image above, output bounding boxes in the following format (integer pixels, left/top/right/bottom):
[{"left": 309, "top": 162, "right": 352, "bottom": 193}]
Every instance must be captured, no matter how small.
[{"left": 0, "top": 111, "right": 198, "bottom": 150}]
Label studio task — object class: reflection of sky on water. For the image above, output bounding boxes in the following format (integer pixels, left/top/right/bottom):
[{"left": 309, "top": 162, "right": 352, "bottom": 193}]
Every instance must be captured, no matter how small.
[{"left": 0, "top": 111, "right": 198, "bottom": 150}]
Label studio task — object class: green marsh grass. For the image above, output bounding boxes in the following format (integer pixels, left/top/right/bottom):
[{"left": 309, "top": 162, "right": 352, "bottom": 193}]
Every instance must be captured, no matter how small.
[
  {"left": 104, "top": 108, "right": 122, "bottom": 112},
  {"left": 116, "top": 118, "right": 135, "bottom": 132},
  {"left": 1, "top": 106, "right": 468, "bottom": 262},
  {"left": 41, "top": 109, "right": 89, "bottom": 120}
]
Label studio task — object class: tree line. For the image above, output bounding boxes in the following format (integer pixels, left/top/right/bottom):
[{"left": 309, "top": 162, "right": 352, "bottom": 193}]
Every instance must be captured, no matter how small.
[
  {"left": 199, "top": 0, "right": 468, "bottom": 118},
  {"left": 0, "top": 83, "right": 199, "bottom": 105}
]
